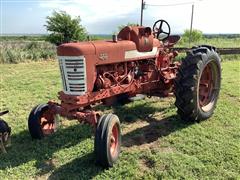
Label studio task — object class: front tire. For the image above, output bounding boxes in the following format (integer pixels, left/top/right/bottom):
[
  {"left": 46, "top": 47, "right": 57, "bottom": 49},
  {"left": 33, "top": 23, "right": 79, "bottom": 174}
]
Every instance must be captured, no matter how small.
[
  {"left": 174, "top": 45, "right": 221, "bottom": 122},
  {"left": 94, "top": 114, "right": 121, "bottom": 167},
  {"left": 28, "top": 104, "right": 57, "bottom": 139}
]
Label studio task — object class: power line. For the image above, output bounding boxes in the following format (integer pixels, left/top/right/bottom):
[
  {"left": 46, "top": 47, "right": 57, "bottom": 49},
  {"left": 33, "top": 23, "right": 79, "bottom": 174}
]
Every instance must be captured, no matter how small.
[
  {"left": 145, "top": 1, "right": 194, "bottom": 7},
  {"left": 140, "top": 0, "right": 198, "bottom": 46}
]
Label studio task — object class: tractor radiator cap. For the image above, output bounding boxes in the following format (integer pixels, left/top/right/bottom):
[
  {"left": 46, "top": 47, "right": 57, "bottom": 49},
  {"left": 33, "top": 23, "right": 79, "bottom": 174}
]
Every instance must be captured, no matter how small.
[{"left": 112, "top": 34, "right": 117, "bottom": 42}]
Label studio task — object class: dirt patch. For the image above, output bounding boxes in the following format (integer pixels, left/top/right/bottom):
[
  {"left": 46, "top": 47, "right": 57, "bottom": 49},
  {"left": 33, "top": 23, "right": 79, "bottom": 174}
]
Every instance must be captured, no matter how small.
[
  {"left": 121, "top": 118, "right": 159, "bottom": 151},
  {"left": 122, "top": 116, "right": 175, "bottom": 147},
  {"left": 36, "top": 158, "right": 58, "bottom": 179},
  {"left": 120, "top": 102, "right": 181, "bottom": 153},
  {"left": 122, "top": 138, "right": 157, "bottom": 152},
  {"left": 225, "top": 93, "right": 240, "bottom": 103},
  {"left": 122, "top": 120, "right": 149, "bottom": 135},
  {"left": 122, "top": 137, "right": 175, "bottom": 154},
  {"left": 35, "top": 173, "right": 51, "bottom": 180},
  {"left": 138, "top": 156, "right": 156, "bottom": 172}
]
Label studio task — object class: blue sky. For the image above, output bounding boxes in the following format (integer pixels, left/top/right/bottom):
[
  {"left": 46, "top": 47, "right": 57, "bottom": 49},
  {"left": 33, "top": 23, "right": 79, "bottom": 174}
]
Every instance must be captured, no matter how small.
[{"left": 1, "top": 0, "right": 240, "bottom": 34}]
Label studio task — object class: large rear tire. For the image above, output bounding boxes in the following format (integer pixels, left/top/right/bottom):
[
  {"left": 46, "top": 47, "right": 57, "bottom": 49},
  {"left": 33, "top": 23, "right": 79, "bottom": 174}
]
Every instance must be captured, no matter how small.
[
  {"left": 94, "top": 114, "right": 121, "bottom": 167},
  {"left": 174, "top": 45, "right": 221, "bottom": 122}
]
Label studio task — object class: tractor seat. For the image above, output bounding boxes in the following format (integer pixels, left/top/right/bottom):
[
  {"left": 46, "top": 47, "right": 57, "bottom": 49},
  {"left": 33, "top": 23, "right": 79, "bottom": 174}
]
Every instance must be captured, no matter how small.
[{"left": 163, "top": 35, "right": 181, "bottom": 47}]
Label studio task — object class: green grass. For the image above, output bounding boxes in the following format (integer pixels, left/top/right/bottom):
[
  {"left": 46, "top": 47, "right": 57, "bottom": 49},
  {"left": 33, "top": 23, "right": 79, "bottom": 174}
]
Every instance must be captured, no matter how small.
[
  {"left": 0, "top": 58, "right": 240, "bottom": 179},
  {"left": 176, "top": 37, "right": 240, "bottom": 48}
]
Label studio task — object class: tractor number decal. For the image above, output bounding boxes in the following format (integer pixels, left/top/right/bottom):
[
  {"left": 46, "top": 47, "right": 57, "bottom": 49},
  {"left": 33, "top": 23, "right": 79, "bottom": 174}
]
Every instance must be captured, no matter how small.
[{"left": 99, "top": 53, "right": 108, "bottom": 60}]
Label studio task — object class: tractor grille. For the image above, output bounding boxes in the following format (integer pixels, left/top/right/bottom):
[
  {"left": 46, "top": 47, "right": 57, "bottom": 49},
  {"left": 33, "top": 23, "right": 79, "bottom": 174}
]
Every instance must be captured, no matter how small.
[{"left": 58, "top": 56, "right": 87, "bottom": 95}]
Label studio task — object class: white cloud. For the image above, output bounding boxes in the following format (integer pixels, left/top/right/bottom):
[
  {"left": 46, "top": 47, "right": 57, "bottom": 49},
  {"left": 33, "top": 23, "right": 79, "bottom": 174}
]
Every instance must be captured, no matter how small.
[
  {"left": 39, "top": 0, "right": 142, "bottom": 33},
  {"left": 38, "top": 0, "right": 240, "bottom": 34},
  {"left": 39, "top": 0, "right": 140, "bottom": 21},
  {"left": 194, "top": 0, "right": 240, "bottom": 34}
]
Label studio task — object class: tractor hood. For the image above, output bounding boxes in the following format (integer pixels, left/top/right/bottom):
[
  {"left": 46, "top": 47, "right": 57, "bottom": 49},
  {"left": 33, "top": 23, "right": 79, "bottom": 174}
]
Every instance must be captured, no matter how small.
[
  {"left": 57, "top": 41, "right": 96, "bottom": 56},
  {"left": 57, "top": 26, "right": 162, "bottom": 63},
  {"left": 57, "top": 40, "right": 136, "bottom": 56},
  {"left": 57, "top": 39, "right": 160, "bottom": 63}
]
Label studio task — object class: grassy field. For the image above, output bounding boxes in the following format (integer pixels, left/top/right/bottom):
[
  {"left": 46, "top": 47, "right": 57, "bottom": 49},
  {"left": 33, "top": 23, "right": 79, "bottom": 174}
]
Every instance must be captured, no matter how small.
[
  {"left": 0, "top": 41, "right": 56, "bottom": 64},
  {"left": 1, "top": 35, "right": 239, "bottom": 64},
  {"left": 0, "top": 56, "right": 240, "bottom": 179},
  {"left": 177, "top": 37, "right": 240, "bottom": 48}
]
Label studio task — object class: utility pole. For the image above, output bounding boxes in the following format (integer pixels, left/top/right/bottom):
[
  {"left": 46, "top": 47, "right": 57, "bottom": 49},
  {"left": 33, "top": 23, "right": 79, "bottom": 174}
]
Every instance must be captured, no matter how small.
[
  {"left": 189, "top": 4, "right": 194, "bottom": 46},
  {"left": 140, "top": 0, "right": 145, "bottom": 26}
]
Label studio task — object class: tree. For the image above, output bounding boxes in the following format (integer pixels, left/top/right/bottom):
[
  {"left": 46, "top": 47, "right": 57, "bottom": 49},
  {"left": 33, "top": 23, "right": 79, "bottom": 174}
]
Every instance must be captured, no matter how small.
[
  {"left": 182, "top": 29, "right": 203, "bottom": 43},
  {"left": 45, "top": 11, "right": 87, "bottom": 45}
]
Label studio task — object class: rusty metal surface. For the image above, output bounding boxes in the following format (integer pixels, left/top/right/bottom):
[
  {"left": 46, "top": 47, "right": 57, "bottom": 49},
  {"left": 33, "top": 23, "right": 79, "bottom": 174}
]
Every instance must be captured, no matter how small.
[
  {"left": 54, "top": 26, "right": 195, "bottom": 126},
  {"left": 118, "top": 26, "right": 155, "bottom": 52}
]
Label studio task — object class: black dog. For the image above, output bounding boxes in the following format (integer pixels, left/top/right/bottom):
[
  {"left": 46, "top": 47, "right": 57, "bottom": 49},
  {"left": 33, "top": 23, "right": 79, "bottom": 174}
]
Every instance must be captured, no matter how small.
[{"left": 0, "top": 110, "right": 11, "bottom": 153}]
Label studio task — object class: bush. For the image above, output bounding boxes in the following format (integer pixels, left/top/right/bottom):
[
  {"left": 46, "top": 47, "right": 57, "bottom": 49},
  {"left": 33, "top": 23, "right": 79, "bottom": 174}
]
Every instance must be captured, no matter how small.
[
  {"left": 25, "top": 42, "right": 39, "bottom": 50},
  {"left": 0, "top": 41, "right": 56, "bottom": 64},
  {"left": 182, "top": 29, "right": 203, "bottom": 43}
]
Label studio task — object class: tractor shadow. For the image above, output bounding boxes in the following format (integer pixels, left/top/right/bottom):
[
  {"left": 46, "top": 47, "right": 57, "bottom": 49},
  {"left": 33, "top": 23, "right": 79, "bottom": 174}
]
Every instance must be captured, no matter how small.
[
  {"left": 0, "top": 124, "right": 103, "bottom": 179},
  {"left": 122, "top": 115, "right": 189, "bottom": 148},
  {"left": 96, "top": 99, "right": 193, "bottom": 148},
  {"left": 48, "top": 152, "right": 102, "bottom": 180},
  {"left": 0, "top": 99, "right": 193, "bottom": 179}
]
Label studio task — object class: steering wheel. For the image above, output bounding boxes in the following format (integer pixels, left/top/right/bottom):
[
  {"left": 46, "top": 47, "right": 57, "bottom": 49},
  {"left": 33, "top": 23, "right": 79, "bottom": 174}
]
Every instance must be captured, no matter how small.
[{"left": 153, "top": 19, "right": 171, "bottom": 41}]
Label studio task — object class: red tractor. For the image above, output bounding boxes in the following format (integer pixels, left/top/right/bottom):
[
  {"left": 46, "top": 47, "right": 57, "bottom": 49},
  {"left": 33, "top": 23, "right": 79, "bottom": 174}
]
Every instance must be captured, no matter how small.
[{"left": 28, "top": 20, "right": 221, "bottom": 167}]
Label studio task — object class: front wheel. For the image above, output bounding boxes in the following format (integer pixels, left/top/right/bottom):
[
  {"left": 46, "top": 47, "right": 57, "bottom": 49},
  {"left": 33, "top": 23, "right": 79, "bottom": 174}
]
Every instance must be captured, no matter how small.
[
  {"left": 94, "top": 114, "right": 121, "bottom": 167},
  {"left": 174, "top": 45, "right": 221, "bottom": 122},
  {"left": 28, "top": 104, "right": 58, "bottom": 139}
]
